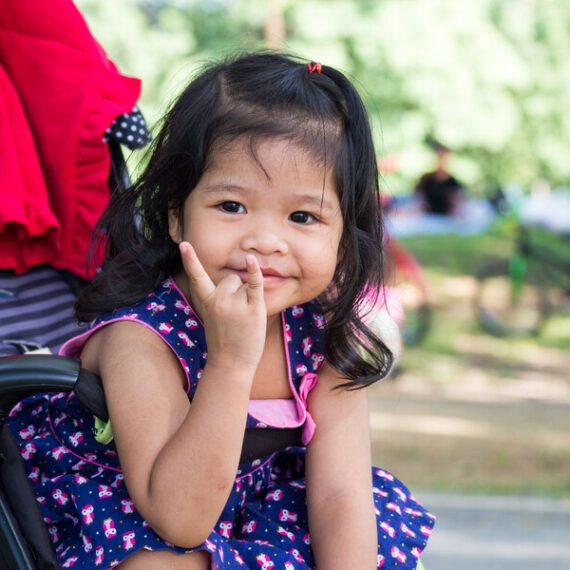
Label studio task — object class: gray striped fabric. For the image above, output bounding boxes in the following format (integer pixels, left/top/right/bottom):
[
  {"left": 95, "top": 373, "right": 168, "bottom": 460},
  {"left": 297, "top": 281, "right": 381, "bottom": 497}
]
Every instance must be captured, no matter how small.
[{"left": 0, "top": 266, "right": 87, "bottom": 356}]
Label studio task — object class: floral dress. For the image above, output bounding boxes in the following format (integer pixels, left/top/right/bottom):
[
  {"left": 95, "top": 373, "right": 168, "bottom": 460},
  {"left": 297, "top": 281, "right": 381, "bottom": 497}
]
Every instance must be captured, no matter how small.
[{"left": 8, "top": 278, "right": 435, "bottom": 569}]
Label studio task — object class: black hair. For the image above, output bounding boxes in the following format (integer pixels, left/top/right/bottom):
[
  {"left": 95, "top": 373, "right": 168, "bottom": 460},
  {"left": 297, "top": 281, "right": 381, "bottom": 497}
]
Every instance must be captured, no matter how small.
[{"left": 77, "top": 51, "right": 393, "bottom": 388}]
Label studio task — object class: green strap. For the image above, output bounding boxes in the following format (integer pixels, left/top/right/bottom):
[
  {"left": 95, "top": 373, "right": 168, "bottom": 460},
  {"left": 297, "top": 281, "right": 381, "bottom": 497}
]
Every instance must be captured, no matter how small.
[{"left": 94, "top": 417, "right": 114, "bottom": 445}]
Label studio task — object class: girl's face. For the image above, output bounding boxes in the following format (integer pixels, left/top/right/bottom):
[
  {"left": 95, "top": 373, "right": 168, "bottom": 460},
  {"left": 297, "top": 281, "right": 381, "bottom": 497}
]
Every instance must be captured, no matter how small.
[{"left": 169, "top": 137, "right": 343, "bottom": 318}]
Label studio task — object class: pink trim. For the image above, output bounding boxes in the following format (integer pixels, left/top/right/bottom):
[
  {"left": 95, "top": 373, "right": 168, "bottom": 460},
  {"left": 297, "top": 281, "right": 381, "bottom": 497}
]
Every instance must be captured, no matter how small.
[
  {"left": 47, "top": 400, "right": 122, "bottom": 473},
  {"left": 235, "top": 453, "right": 276, "bottom": 482},
  {"left": 59, "top": 316, "right": 191, "bottom": 394}
]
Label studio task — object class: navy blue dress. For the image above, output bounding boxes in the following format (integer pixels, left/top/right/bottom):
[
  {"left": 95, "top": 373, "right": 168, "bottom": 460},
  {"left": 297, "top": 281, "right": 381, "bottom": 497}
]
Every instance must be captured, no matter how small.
[{"left": 8, "top": 277, "right": 435, "bottom": 569}]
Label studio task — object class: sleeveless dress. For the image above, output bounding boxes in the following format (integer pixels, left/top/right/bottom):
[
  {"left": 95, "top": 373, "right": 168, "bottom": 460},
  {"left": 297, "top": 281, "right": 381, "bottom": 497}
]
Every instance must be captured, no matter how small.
[{"left": 8, "top": 277, "right": 435, "bottom": 569}]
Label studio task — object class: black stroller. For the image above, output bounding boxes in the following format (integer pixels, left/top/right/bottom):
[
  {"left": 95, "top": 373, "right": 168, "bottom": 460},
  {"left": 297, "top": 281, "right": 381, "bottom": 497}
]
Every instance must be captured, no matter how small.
[{"left": 0, "top": 2, "right": 150, "bottom": 567}]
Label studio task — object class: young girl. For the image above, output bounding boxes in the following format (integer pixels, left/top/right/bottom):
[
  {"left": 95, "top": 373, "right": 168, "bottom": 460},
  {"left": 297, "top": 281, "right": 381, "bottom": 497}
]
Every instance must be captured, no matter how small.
[{"left": 9, "top": 53, "right": 434, "bottom": 569}]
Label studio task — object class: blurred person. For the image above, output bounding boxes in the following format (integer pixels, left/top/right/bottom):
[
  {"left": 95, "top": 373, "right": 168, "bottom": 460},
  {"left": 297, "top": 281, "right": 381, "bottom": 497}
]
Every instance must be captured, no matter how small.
[{"left": 414, "top": 140, "right": 465, "bottom": 216}]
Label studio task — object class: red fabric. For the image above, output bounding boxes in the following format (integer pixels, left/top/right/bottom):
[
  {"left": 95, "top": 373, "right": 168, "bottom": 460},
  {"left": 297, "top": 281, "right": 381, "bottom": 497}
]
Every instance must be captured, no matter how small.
[{"left": 0, "top": 0, "right": 142, "bottom": 278}]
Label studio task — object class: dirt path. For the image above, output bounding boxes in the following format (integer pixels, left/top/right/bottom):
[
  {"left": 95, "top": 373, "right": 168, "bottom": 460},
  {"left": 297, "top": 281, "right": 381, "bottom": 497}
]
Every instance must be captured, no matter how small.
[{"left": 367, "top": 274, "right": 570, "bottom": 495}]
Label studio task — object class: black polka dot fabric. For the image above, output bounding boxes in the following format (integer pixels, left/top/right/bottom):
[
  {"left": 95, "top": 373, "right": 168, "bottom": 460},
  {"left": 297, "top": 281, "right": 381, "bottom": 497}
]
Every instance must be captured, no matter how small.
[{"left": 103, "top": 106, "right": 151, "bottom": 149}]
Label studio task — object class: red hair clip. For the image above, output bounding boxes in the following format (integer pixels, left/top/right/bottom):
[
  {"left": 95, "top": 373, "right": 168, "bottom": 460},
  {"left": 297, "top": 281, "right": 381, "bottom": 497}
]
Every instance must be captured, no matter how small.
[{"left": 307, "top": 62, "right": 322, "bottom": 75}]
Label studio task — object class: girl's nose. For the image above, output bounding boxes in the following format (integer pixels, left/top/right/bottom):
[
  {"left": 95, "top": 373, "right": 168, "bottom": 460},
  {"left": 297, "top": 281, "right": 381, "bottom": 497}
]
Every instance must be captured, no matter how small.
[{"left": 240, "top": 222, "right": 289, "bottom": 255}]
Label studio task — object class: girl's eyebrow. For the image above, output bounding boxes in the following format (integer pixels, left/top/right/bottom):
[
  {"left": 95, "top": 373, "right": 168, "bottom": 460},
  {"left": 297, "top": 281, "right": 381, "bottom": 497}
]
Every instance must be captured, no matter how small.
[{"left": 203, "top": 183, "right": 335, "bottom": 211}]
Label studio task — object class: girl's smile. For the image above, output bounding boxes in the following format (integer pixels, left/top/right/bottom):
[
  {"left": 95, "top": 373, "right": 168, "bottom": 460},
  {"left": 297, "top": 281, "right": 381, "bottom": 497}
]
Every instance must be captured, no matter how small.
[{"left": 169, "top": 137, "right": 344, "bottom": 317}]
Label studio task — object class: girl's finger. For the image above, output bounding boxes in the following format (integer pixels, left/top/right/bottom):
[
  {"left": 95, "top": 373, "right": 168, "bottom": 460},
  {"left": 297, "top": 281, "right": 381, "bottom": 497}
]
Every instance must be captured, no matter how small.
[
  {"left": 245, "top": 255, "right": 264, "bottom": 304},
  {"left": 179, "top": 242, "right": 215, "bottom": 301}
]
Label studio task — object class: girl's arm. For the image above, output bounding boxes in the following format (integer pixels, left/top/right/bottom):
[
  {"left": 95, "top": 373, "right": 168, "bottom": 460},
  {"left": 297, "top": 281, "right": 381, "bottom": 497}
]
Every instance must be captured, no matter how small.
[
  {"left": 305, "top": 363, "right": 377, "bottom": 570},
  {"left": 84, "top": 246, "right": 267, "bottom": 548}
]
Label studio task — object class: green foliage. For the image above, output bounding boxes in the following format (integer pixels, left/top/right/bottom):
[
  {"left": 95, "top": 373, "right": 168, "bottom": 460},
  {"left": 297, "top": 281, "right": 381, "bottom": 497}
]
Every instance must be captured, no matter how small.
[{"left": 78, "top": 0, "right": 570, "bottom": 193}]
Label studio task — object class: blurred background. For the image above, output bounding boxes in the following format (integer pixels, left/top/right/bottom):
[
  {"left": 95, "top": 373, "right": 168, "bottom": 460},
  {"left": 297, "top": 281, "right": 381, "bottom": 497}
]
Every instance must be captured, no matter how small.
[{"left": 78, "top": 0, "right": 570, "bottom": 567}]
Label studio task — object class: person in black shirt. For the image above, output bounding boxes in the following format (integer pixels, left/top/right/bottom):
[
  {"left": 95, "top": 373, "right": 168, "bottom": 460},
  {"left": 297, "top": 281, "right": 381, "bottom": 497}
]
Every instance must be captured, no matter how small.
[{"left": 415, "top": 142, "right": 464, "bottom": 215}]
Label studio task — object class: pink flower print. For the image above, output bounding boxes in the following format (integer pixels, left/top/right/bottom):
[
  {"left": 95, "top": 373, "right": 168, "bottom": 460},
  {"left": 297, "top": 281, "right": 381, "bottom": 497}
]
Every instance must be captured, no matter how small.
[
  {"left": 84, "top": 452, "right": 97, "bottom": 461},
  {"left": 158, "top": 322, "right": 173, "bottom": 334},
  {"left": 255, "top": 479, "right": 263, "bottom": 493},
  {"left": 61, "top": 556, "right": 78, "bottom": 567},
  {"left": 373, "top": 486, "right": 388, "bottom": 498},
  {"left": 301, "top": 336, "right": 312, "bottom": 356},
  {"left": 204, "top": 539, "right": 217, "bottom": 552},
  {"left": 95, "top": 545, "right": 104, "bottom": 566},
  {"left": 123, "top": 531, "right": 136, "bottom": 550},
  {"left": 178, "top": 331, "right": 194, "bottom": 347},
  {"left": 31, "top": 404, "right": 43, "bottom": 417},
  {"left": 219, "top": 521, "right": 233, "bottom": 538},
  {"left": 19, "top": 424, "right": 36, "bottom": 440},
  {"left": 82, "top": 534, "right": 93, "bottom": 553},
  {"left": 111, "top": 473, "right": 124, "bottom": 488},
  {"left": 36, "top": 496, "right": 46, "bottom": 505},
  {"left": 375, "top": 468, "right": 394, "bottom": 481},
  {"left": 285, "top": 563, "right": 295, "bottom": 570},
  {"left": 254, "top": 540, "right": 270, "bottom": 546},
  {"left": 68, "top": 431, "right": 84, "bottom": 447},
  {"left": 71, "top": 460, "right": 86, "bottom": 472},
  {"left": 63, "top": 512, "right": 79, "bottom": 526},
  {"left": 311, "top": 353, "right": 324, "bottom": 371},
  {"left": 289, "top": 549, "right": 305, "bottom": 563},
  {"left": 377, "top": 553, "right": 385, "bottom": 568},
  {"left": 47, "top": 525, "right": 59, "bottom": 544},
  {"left": 295, "top": 363, "right": 308, "bottom": 376},
  {"left": 241, "top": 520, "right": 256, "bottom": 534},
  {"left": 291, "top": 305, "right": 304, "bottom": 318},
  {"left": 302, "top": 532, "right": 311, "bottom": 545},
  {"left": 255, "top": 554, "right": 274, "bottom": 569},
  {"left": 420, "top": 524, "right": 433, "bottom": 537},
  {"left": 124, "top": 313, "right": 139, "bottom": 320},
  {"left": 146, "top": 301, "right": 166, "bottom": 312},
  {"left": 401, "top": 522, "right": 416, "bottom": 538},
  {"left": 21, "top": 442, "right": 37, "bottom": 460},
  {"left": 393, "top": 486, "right": 407, "bottom": 502},
  {"left": 312, "top": 312, "right": 326, "bottom": 329},
  {"left": 411, "top": 546, "right": 422, "bottom": 559},
  {"left": 74, "top": 475, "right": 88, "bottom": 485},
  {"left": 380, "top": 521, "right": 396, "bottom": 538},
  {"left": 102, "top": 518, "right": 117, "bottom": 539},
  {"left": 51, "top": 446, "right": 68, "bottom": 460},
  {"left": 98, "top": 485, "right": 113, "bottom": 499},
  {"left": 277, "top": 526, "right": 295, "bottom": 541},
  {"left": 121, "top": 499, "right": 135, "bottom": 514},
  {"left": 197, "top": 368, "right": 203, "bottom": 380},
  {"left": 9, "top": 401, "right": 23, "bottom": 416},
  {"left": 279, "top": 509, "right": 298, "bottom": 523},
  {"left": 185, "top": 318, "right": 199, "bottom": 329},
  {"left": 266, "top": 489, "right": 283, "bottom": 501},
  {"left": 28, "top": 467, "right": 40, "bottom": 483},
  {"left": 81, "top": 504, "right": 94, "bottom": 525},
  {"left": 390, "top": 546, "right": 407, "bottom": 564},
  {"left": 284, "top": 323, "right": 292, "bottom": 342},
  {"left": 142, "top": 520, "right": 150, "bottom": 528},
  {"left": 404, "top": 506, "right": 423, "bottom": 517},
  {"left": 174, "top": 299, "right": 187, "bottom": 311},
  {"left": 233, "top": 551, "right": 245, "bottom": 565},
  {"left": 51, "top": 489, "right": 69, "bottom": 505},
  {"left": 386, "top": 501, "right": 402, "bottom": 515}
]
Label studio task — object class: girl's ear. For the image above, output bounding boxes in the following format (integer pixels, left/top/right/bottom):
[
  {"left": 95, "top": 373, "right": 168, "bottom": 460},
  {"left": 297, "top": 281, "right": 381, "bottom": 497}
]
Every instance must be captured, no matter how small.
[{"left": 167, "top": 208, "right": 182, "bottom": 244}]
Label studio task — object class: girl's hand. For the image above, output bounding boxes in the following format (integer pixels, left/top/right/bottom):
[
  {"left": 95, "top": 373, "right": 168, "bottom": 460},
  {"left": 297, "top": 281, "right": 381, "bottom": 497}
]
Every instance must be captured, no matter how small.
[{"left": 179, "top": 241, "right": 267, "bottom": 372}]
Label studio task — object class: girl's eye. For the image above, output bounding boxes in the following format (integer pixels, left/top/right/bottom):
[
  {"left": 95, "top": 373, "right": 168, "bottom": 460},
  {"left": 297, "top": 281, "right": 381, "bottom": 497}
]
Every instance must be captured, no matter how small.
[
  {"left": 219, "top": 201, "right": 245, "bottom": 214},
  {"left": 289, "top": 211, "right": 316, "bottom": 224}
]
